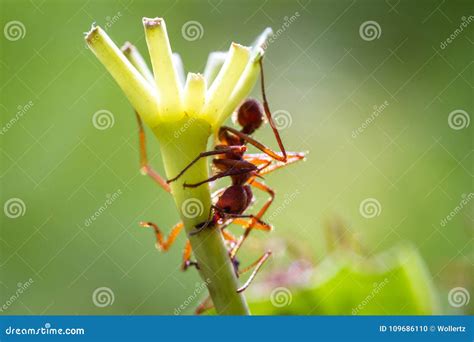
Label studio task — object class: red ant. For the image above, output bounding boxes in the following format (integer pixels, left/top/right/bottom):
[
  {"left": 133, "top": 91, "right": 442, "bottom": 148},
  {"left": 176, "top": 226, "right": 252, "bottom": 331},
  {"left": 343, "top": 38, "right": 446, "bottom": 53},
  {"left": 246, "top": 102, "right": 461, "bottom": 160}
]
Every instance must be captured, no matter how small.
[
  {"left": 133, "top": 58, "right": 304, "bottom": 304},
  {"left": 166, "top": 59, "right": 305, "bottom": 293},
  {"left": 119, "top": 43, "right": 306, "bottom": 313},
  {"left": 132, "top": 111, "right": 269, "bottom": 271},
  {"left": 131, "top": 90, "right": 282, "bottom": 273}
]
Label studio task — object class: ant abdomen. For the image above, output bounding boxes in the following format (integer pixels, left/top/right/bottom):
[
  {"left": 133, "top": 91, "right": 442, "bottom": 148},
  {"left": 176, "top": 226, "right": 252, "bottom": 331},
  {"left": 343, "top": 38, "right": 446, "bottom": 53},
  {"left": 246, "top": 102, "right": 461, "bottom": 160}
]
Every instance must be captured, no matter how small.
[{"left": 216, "top": 185, "right": 253, "bottom": 215}]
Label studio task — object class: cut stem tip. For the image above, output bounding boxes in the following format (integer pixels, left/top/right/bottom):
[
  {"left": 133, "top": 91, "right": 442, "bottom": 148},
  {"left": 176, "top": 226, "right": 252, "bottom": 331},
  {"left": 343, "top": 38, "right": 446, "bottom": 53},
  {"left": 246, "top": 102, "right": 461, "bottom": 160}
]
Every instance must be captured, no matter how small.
[{"left": 143, "top": 17, "right": 163, "bottom": 28}]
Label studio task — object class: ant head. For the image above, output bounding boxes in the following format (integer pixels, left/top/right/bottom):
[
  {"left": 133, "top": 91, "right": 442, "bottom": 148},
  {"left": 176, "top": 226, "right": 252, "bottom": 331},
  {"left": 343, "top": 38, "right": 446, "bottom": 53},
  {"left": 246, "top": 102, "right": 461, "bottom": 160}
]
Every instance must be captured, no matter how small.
[{"left": 234, "top": 98, "right": 264, "bottom": 134}]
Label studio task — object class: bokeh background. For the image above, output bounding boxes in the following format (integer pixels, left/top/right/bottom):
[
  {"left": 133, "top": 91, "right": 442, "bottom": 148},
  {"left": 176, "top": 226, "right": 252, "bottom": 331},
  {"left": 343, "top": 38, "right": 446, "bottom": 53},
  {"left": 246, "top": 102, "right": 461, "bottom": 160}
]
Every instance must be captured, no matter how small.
[{"left": 0, "top": 0, "right": 472, "bottom": 315}]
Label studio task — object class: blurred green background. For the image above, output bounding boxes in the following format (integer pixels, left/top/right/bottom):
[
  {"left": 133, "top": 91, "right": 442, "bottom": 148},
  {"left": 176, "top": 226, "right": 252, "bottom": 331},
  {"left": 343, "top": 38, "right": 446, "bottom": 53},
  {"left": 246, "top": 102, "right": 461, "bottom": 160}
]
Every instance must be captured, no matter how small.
[{"left": 0, "top": 0, "right": 472, "bottom": 315}]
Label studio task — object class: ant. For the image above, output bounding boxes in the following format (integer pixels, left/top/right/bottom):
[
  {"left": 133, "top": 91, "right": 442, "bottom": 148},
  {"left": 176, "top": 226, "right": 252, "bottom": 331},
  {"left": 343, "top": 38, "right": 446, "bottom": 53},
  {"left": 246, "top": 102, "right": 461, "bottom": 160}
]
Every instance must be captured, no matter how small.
[
  {"left": 132, "top": 109, "right": 272, "bottom": 271},
  {"left": 131, "top": 102, "right": 278, "bottom": 273},
  {"left": 120, "top": 44, "right": 306, "bottom": 310},
  {"left": 167, "top": 58, "right": 305, "bottom": 292}
]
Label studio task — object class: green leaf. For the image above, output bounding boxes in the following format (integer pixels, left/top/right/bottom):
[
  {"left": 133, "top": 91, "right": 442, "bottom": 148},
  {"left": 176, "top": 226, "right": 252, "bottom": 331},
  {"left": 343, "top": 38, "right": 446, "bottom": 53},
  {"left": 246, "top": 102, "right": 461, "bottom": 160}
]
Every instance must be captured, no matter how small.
[{"left": 247, "top": 244, "right": 440, "bottom": 315}]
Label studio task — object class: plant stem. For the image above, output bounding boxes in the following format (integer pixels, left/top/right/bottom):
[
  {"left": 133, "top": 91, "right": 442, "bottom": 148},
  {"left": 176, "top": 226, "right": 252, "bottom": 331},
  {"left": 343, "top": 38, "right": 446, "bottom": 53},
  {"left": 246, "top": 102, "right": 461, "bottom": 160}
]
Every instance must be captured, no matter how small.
[{"left": 153, "top": 117, "right": 250, "bottom": 315}]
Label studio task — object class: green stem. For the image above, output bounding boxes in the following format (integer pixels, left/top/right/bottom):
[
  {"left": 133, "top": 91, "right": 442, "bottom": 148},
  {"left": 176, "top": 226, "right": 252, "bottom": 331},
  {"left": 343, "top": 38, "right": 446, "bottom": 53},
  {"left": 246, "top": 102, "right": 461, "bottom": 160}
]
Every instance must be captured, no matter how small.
[{"left": 153, "top": 117, "right": 250, "bottom": 315}]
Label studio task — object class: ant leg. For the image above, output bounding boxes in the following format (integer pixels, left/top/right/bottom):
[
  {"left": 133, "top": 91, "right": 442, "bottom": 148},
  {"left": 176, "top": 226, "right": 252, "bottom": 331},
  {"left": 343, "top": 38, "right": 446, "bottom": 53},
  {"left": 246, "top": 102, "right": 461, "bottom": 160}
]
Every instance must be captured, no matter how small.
[
  {"left": 236, "top": 251, "right": 272, "bottom": 293},
  {"left": 214, "top": 58, "right": 290, "bottom": 163},
  {"left": 183, "top": 165, "right": 254, "bottom": 188},
  {"left": 221, "top": 228, "right": 238, "bottom": 244},
  {"left": 167, "top": 146, "right": 246, "bottom": 183},
  {"left": 195, "top": 206, "right": 270, "bottom": 236},
  {"left": 224, "top": 213, "right": 270, "bottom": 227},
  {"left": 244, "top": 152, "right": 306, "bottom": 175},
  {"left": 213, "top": 206, "right": 271, "bottom": 228},
  {"left": 230, "top": 218, "right": 272, "bottom": 232},
  {"left": 135, "top": 112, "right": 171, "bottom": 192},
  {"left": 257, "top": 153, "right": 305, "bottom": 176},
  {"left": 139, "top": 221, "right": 184, "bottom": 251},
  {"left": 230, "top": 180, "right": 275, "bottom": 258},
  {"left": 220, "top": 126, "right": 287, "bottom": 162},
  {"left": 141, "top": 222, "right": 199, "bottom": 270},
  {"left": 195, "top": 295, "right": 213, "bottom": 315},
  {"left": 258, "top": 58, "right": 287, "bottom": 161},
  {"left": 181, "top": 239, "right": 199, "bottom": 271},
  {"left": 189, "top": 207, "right": 215, "bottom": 236},
  {"left": 219, "top": 218, "right": 270, "bottom": 252}
]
